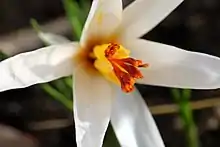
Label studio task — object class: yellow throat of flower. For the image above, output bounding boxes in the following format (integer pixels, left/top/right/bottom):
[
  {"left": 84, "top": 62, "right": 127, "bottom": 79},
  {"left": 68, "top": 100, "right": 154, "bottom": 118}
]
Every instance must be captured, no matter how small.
[{"left": 93, "top": 43, "right": 148, "bottom": 93}]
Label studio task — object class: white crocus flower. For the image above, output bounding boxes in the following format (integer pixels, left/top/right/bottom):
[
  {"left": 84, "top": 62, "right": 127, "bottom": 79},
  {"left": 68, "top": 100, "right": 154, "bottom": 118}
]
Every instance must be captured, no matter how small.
[{"left": 1, "top": 0, "right": 220, "bottom": 147}]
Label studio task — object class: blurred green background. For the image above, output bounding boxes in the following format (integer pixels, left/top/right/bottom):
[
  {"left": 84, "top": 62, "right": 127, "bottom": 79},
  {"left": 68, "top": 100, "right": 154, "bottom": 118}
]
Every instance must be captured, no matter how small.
[{"left": 1, "top": 0, "right": 220, "bottom": 147}]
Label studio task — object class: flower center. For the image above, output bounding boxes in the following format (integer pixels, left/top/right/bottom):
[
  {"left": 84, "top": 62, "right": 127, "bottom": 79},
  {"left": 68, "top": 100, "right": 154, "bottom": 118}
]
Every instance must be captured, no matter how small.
[{"left": 93, "top": 43, "right": 148, "bottom": 93}]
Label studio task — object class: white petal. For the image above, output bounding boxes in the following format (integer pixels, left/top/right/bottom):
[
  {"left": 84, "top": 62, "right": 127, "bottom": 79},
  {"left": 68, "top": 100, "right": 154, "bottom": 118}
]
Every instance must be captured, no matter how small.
[
  {"left": 80, "top": 0, "right": 122, "bottom": 47},
  {"left": 111, "top": 87, "right": 164, "bottom": 147},
  {"left": 0, "top": 43, "right": 78, "bottom": 92},
  {"left": 119, "top": 0, "right": 183, "bottom": 39},
  {"left": 38, "top": 32, "right": 71, "bottom": 45},
  {"left": 73, "top": 68, "right": 113, "bottom": 147},
  {"left": 125, "top": 39, "right": 220, "bottom": 89}
]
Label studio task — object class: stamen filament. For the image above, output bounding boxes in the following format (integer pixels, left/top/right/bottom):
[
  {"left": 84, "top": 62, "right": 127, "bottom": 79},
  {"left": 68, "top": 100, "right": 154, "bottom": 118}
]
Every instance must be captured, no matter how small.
[{"left": 104, "top": 43, "right": 148, "bottom": 93}]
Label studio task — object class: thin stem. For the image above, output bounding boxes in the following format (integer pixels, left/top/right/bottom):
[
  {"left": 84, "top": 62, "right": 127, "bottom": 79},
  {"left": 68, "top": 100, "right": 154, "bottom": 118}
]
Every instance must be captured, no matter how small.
[
  {"left": 63, "top": 0, "right": 82, "bottom": 40},
  {"left": 171, "top": 89, "right": 199, "bottom": 147},
  {"left": 41, "top": 83, "right": 73, "bottom": 110},
  {"left": 64, "top": 77, "right": 73, "bottom": 88},
  {"left": 179, "top": 100, "right": 199, "bottom": 147},
  {"left": 30, "top": 18, "right": 42, "bottom": 33},
  {"left": 53, "top": 79, "right": 72, "bottom": 100}
]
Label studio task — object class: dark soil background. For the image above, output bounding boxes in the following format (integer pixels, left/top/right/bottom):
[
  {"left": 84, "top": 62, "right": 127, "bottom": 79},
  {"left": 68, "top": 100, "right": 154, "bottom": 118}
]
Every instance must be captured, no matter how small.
[{"left": 1, "top": 0, "right": 220, "bottom": 147}]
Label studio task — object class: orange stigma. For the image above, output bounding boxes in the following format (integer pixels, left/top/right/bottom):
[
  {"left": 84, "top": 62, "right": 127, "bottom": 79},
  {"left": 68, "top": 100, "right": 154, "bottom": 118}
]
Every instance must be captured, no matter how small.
[{"left": 105, "top": 43, "right": 148, "bottom": 93}]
